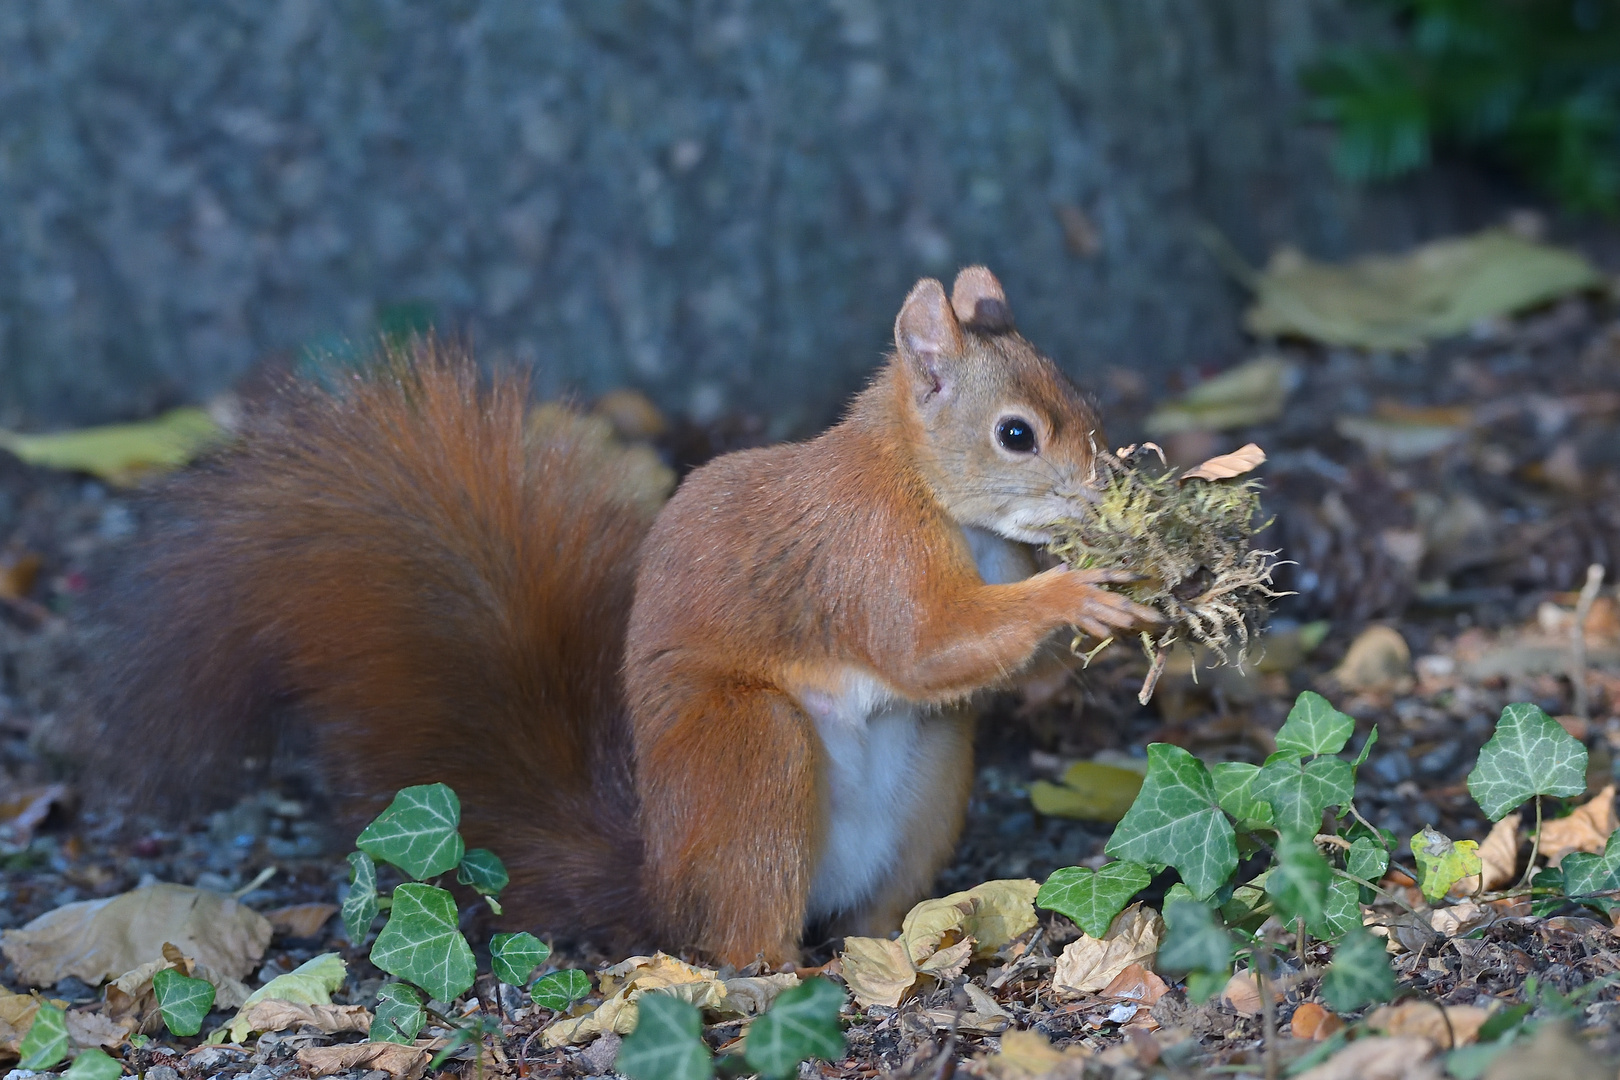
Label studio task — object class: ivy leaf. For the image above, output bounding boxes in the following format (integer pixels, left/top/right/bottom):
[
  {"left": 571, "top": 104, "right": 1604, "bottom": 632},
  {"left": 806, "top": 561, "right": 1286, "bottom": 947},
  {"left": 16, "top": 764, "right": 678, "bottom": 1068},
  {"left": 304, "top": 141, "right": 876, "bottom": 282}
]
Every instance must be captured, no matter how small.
[
  {"left": 1346, "top": 836, "right": 1390, "bottom": 883},
  {"left": 490, "top": 931, "right": 551, "bottom": 987},
  {"left": 1312, "top": 877, "right": 1362, "bottom": 941},
  {"left": 1275, "top": 691, "right": 1355, "bottom": 757},
  {"left": 1104, "top": 743, "right": 1238, "bottom": 900},
  {"left": 152, "top": 968, "right": 216, "bottom": 1037},
  {"left": 1156, "top": 899, "right": 1235, "bottom": 977},
  {"left": 64, "top": 1048, "right": 124, "bottom": 1080},
  {"left": 616, "top": 992, "right": 712, "bottom": 1080},
  {"left": 457, "top": 849, "right": 509, "bottom": 897},
  {"left": 531, "top": 970, "right": 592, "bottom": 1011},
  {"left": 1251, "top": 752, "right": 1354, "bottom": 834},
  {"left": 355, "top": 783, "right": 466, "bottom": 881},
  {"left": 744, "top": 978, "right": 845, "bottom": 1080},
  {"left": 1411, "top": 827, "right": 1482, "bottom": 902},
  {"left": 1562, "top": 829, "right": 1620, "bottom": 898},
  {"left": 1351, "top": 725, "right": 1379, "bottom": 769},
  {"left": 1265, "top": 832, "right": 1333, "bottom": 927},
  {"left": 370, "top": 882, "right": 477, "bottom": 1002},
  {"left": 1467, "top": 704, "right": 1587, "bottom": 821},
  {"left": 1211, "top": 762, "right": 1274, "bottom": 829},
  {"left": 17, "top": 1002, "right": 68, "bottom": 1070},
  {"left": 370, "top": 982, "right": 426, "bottom": 1044},
  {"left": 342, "top": 850, "right": 380, "bottom": 944},
  {"left": 1321, "top": 926, "right": 1395, "bottom": 1012},
  {"left": 1036, "top": 862, "right": 1152, "bottom": 938}
]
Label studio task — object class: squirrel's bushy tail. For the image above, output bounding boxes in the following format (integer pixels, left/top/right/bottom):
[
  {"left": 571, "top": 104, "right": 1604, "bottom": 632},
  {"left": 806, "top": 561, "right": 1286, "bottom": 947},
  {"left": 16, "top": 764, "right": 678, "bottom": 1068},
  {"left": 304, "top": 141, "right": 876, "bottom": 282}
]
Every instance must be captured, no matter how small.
[{"left": 94, "top": 342, "right": 665, "bottom": 940}]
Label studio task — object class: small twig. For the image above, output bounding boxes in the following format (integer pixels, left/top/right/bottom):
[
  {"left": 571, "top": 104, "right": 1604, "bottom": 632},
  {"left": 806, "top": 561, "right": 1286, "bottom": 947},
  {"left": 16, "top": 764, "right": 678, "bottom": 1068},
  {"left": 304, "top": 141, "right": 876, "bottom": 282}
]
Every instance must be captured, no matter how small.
[
  {"left": 1256, "top": 947, "right": 1279, "bottom": 1080},
  {"left": 231, "top": 866, "right": 277, "bottom": 898},
  {"left": 1571, "top": 564, "right": 1605, "bottom": 720},
  {"left": 1295, "top": 917, "right": 1307, "bottom": 967}
]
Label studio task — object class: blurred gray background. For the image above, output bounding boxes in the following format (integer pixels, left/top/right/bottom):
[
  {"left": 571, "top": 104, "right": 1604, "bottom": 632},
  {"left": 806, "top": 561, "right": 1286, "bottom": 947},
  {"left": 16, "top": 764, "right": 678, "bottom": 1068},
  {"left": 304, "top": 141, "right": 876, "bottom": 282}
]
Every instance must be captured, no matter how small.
[{"left": 0, "top": 0, "right": 1498, "bottom": 432}]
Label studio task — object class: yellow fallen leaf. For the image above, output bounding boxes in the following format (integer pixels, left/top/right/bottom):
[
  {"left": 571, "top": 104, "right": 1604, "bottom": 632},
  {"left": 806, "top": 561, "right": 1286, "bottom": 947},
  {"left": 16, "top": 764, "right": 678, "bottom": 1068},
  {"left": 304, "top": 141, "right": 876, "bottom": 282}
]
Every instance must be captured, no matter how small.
[
  {"left": 1367, "top": 1002, "right": 1491, "bottom": 1046},
  {"left": 837, "top": 937, "right": 919, "bottom": 1010},
  {"left": 1245, "top": 229, "right": 1603, "bottom": 350},
  {"left": 296, "top": 1041, "right": 432, "bottom": 1080},
  {"left": 543, "top": 953, "right": 796, "bottom": 1046},
  {"left": 977, "top": 1029, "right": 1090, "bottom": 1080},
  {"left": 1539, "top": 784, "right": 1617, "bottom": 868},
  {"left": 1052, "top": 903, "right": 1163, "bottom": 995},
  {"left": 1456, "top": 813, "right": 1520, "bottom": 895},
  {"left": 0, "top": 990, "right": 41, "bottom": 1054},
  {"left": 1182, "top": 443, "right": 1267, "bottom": 483},
  {"left": 1144, "top": 357, "right": 1298, "bottom": 436},
  {"left": 1029, "top": 761, "right": 1145, "bottom": 823},
  {"left": 217, "top": 952, "right": 348, "bottom": 1043},
  {"left": 0, "top": 408, "right": 224, "bottom": 486},
  {"left": 0, "top": 884, "right": 271, "bottom": 988},
  {"left": 901, "top": 879, "right": 1038, "bottom": 963}
]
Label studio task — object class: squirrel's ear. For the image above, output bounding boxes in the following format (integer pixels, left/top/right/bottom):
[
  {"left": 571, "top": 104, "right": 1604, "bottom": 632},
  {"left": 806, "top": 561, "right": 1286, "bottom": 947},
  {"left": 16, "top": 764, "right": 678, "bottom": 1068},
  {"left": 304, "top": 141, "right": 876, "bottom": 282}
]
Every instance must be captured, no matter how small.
[
  {"left": 894, "top": 278, "right": 963, "bottom": 406},
  {"left": 951, "top": 266, "right": 1013, "bottom": 332}
]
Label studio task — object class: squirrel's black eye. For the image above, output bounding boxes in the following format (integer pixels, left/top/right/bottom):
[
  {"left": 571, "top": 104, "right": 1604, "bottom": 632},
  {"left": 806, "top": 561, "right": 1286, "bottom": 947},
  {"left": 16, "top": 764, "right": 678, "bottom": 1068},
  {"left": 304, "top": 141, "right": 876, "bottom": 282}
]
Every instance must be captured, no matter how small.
[{"left": 995, "top": 416, "right": 1037, "bottom": 454}]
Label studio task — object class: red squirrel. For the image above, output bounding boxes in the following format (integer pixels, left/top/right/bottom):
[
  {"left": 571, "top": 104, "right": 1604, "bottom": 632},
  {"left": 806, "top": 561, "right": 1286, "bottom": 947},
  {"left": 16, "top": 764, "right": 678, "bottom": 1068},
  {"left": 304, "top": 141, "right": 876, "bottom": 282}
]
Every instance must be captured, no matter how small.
[{"left": 95, "top": 266, "right": 1155, "bottom": 967}]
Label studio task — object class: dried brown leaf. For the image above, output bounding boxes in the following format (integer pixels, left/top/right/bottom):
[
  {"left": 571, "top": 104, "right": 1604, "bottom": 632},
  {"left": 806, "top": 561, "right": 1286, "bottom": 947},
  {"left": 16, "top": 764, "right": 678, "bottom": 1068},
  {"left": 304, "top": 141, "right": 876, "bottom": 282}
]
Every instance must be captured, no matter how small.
[
  {"left": 244, "top": 1000, "right": 371, "bottom": 1036},
  {"left": 978, "top": 1029, "right": 1090, "bottom": 1080},
  {"left": 1219, "top": 971, "right": 1280, "bottom": 1018},
  {"left": 0, "top": 884, "right": 271, "bottom": 987},
  {"left": 1331, "top": 625, "right": 1413, "bottom": 694},
  {"left": 264, "top": 904, "right": 338, "bottom": 941},
  {"left": 1293, "top": 1035, "right": 1441, "bottom": 1080},
  {"left": 295, "top": 1041, "right": 432, "bottom": 1080},
  {"left": 1182, "top": 443, "right": 1267, "bottom": 482},
  {"left": 1539, "top": 784, "right": 1617, "bottom": 868},
  {"left": 1366, "top": 1002, "right": 1490, "bottom": 1046},
  {"left": 836, "top": 937, "right": 917, "bottom": 1009},
  {"left": 1290, "top": 1002, "right": 1343, "bottom": 1041},
  {"left": 0, "top": 991, "right": 41, "bottom": 1055},
  {"left": 1052, "top": 903, "right": 1162, "bottom": 996},
  {"left": 1099, "top": 963, "right": 1168, "bottom": 1006},
  {"left": 1457, "top": 814, "right": 1520, "bottom": 894}
]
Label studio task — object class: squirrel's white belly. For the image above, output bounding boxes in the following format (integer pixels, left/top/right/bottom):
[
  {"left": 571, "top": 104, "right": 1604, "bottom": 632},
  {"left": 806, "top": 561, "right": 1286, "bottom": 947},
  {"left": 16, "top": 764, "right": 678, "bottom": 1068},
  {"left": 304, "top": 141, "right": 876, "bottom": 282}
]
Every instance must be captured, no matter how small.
[{"left": 801, "top": 672, "right": 948, "bottom": 921}]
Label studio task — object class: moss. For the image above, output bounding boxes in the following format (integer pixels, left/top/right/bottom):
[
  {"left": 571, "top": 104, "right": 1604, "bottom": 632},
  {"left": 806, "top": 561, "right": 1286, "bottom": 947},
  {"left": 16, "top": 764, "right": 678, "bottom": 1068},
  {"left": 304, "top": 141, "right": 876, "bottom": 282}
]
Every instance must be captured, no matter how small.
[{"left": 1045, "top": 445, "right": 1283, "bottom": 703}]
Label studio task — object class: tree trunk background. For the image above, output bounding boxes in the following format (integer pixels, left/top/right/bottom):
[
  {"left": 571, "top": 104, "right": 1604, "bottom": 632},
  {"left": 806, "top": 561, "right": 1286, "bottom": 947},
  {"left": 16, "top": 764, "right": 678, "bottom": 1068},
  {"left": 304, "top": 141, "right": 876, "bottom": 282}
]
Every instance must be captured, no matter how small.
[{"left": 0, "top": 0, "right": 1503, "bottom": 430}]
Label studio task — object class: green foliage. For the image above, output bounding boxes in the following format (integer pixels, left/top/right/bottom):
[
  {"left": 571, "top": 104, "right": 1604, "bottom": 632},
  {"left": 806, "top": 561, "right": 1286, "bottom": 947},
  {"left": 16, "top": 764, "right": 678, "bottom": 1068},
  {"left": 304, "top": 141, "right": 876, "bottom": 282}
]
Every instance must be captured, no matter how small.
[
  {"left": 1321, "top": 927, "right": 1397, "bottom": 1012},
  {"left": 370, "top": 883, "right": 478, "bottom": 1002},
  {"left": 1264, "top": 832, "right": 1333, "bottom": 927},
  {"left": 490, "top": 931, "right": 551, "bottom": 987},
  {"left": 1346, "top": 836, "right": 1390, "bottom": 883},
  {"left": 355, "top": 783, "right": 466, "bottom": 880},
  {"left": 1157, "top": 899, "right": 1236, "bottom": 978},
  {"left": 616, "top": 994, "right": 713, "bottom": 1080},
  {"left": 342, "top": 851, "right": 380, "bottom": 944},
  {"left": 1251, "top": 752, "right": 1354, "bottom": 834},
  {"left": 152, "top": 968, "right": 217, "bottom": 1037},
  {"left": 743, "top": 979, "right": 846, "bottom": 1080},
  {"left": 457, "top": 848, "right": 510, "bottom": 897},
  {"left": 532, "top": 970, "right": 593, "bottom": 1010},
  {"left": 64, "top": 1048, "right": 124, "bottom": 1080},
  {"left": 1035, "top": 862, "right": 1153, "bottom": 938},
  {"left": 1211, "top": 762, "right": 1274, "bottom": 829},
  {"left": 1467, "top": 703, "right": 1587, "bottom": 820},
  {"left": 1304, "top": 0, "right": 1620, "bottom": 214},
  {"left": 1564, "top": 829, "right": 1620, "bottom": 899},
  {"left": 1103, "top": 743, "right": 1237, "bottom": 900},
  {"left": 1274, "top": 691, "right": 1355, "bottom": 756},
  {"left": 17, "top": 1002, "right": 68, "bottom": 1070},
  {"left": 371, "top": 982, "right": 427, "bottom": 1044}
]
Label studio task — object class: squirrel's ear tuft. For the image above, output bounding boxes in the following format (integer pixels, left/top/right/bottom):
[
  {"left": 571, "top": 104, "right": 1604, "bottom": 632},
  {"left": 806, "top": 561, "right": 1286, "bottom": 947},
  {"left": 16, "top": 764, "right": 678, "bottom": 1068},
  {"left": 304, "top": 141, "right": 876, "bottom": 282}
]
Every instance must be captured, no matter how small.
[
  {"left": 951, "top": 266, "right": 1013, "bottom": 332},
  {"left": 894, "top": 277, "right": 963, "bottom": 406}
]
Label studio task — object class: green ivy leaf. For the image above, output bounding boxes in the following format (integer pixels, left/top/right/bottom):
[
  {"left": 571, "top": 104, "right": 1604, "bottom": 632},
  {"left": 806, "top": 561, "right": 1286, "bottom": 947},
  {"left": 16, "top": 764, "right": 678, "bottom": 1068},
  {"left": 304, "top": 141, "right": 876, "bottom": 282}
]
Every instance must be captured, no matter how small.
[
  {"left": 1562, "top": 829, "right": 1620, "bottom": 898},
  {"left": 152, "top": 968, "right": 216, "bottom": 1037},
  {"left": 370, "top": 982, "right": 426, "bottom": 1044},
  {"left": 744, "top": 978, "right": 845, "bottom": 1080},
  {"left": 1156, "top": 899, "right": 1235, "bottom": 977},
  {"left": 1351, "top": 726, "right": 1379, "bottom": 768},
  {"left": 1467, "top": 704, "right": 1587, "bottom": 821},
  {"left": 370, "top": 882, "right": 477, "bottom": 1002},
  {"left": 1211, "top": 762, "right": 1274, "bottom": 829},
  {"left": 1346, "top": 836, "right": 1390, "bottom": 883},
  {"left": 1104, "top": 743, "right": 1238, "bottom": 900},
  {"left": 1411, "top": 826, "right": 1482, "bottom": 902},
  {"left": 457, "top": 849, "right": 510, "bottom": 897},
  {"left": 531, "top": 970, "right": 592, "bottom": 1011},
  {"left": 1312, "top": 877, "right": 1362, "bottom": 941},
  {"left": 1275, "top": 691, "right": 1354, "bottom": 757},
  {"left": 490, "top": 931, "right": 551, "bottom": 987},
  {"left": 1036, "top": 862, "right": 1152, "bottom": 938},
  {"left": 342, "top": 850, "right": 380, "bottom": 944},
  {"left": 1265, "top": 832, "right": 1333, "bottom": 927},
  {"left": 17, "top": 1002, "right": 68, "bottom": 1070},
  {"left": 616, "top": 992, "right": 712, "bottom": 1080},
  {"left": 64, "top": 1047, "right": 124, "bottom": 1080},
  {"left": 1251, "top": 752, "right": 1354, "bottom": 834},
  {"left": 1321, "top": 926, "right": 1395, "bottom": 1012},
  {"left": 355, "top": 783, "right": 466, "bottom": 881}
]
